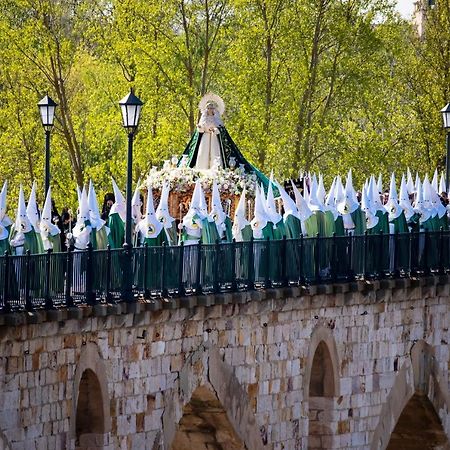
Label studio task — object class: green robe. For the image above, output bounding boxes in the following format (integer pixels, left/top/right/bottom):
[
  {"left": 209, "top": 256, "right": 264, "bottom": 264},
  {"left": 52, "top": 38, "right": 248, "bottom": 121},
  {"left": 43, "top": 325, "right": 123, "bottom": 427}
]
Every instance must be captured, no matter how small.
[
  {"left": 284, "top": 215, "right": 302, "bottom": 239},
  {"left": 334, "top": 215, "right": 345, "bottom": 237},
  {"left": 272, "top": 219, "right": 286, "bottom": 240},
  {"left": 223, "top": 217, "right": 233, "bottom": 242},
  {"left": 407, "top": 212, "right": 421, "bottom": 233},
  {"left": 389, "top": 212, "right": 409, "bottom": 270},
  {"left": 375, "top": 210, "right": 389, "bottom": 234},
  {"left": 163, "top": 223, "right": 178, "bottom": 246},
  {"left": 108, "top": 212, "right": 125, "bottom": 249}
]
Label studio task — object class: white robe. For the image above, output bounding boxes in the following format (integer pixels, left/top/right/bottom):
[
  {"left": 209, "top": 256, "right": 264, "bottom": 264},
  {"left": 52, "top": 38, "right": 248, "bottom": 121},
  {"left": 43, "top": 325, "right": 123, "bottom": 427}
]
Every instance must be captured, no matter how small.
[{"left": 195, "top": 112, "right": 223, "bottom": 170}]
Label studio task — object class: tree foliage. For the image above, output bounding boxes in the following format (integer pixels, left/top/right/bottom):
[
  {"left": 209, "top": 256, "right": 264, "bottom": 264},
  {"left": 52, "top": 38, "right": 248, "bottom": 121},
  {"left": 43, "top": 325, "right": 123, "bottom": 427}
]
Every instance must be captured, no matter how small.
[{"left": 0, "top": 0, "right": 449, "bottom": 209}]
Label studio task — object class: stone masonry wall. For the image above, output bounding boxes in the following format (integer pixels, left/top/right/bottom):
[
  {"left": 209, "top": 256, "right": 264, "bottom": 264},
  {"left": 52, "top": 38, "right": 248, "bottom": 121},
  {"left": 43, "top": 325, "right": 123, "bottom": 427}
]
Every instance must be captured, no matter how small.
[{"left": 0, "top": 276, "right": 449, "bottom": 449}]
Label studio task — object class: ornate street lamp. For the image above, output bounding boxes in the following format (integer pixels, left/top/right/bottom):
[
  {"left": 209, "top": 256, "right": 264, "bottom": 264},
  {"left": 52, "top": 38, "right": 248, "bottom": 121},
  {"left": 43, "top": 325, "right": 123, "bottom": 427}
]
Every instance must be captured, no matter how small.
[
  {"left": 119, "top": 88, "right": 143, "bottom": 302},
  {"left": 38, "top": 94, "right": 58, "bottom": 195},
  {"left": 441, "top": 103, "right": 450, "bottom": 191}
]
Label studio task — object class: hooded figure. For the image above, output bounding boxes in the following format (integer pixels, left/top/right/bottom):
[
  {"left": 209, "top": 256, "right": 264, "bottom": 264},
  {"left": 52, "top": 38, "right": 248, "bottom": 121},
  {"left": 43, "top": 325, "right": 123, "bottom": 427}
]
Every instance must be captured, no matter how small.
[
  {"left": 251, "top": 185, "right": 274, "bottom": 240},
  {"left": 72, "top": 188, "right": 92, "bottom": 250},
  {"left": 309, "top": 176, "right": 335, "bottom": 237},
  {"left": 377, "top": 174, "right": 383, "bottom": 194},
  {"left": 180, "top": 180, "right": 208, "bottom": 245},
  {"left": 406, "top": 169, "right": 415, "bottom": 194},
  {"left": 414, "top": 181, "right": 433, "bottom": 231},
  {"left": 370, "top": 175, "right": 389, "bottom": 234},
  {"left": 422, "top": 175, "right": 439, "bottom": 231},
  {"left": 0, "top": 182, "right": 12, "bottom": 254},
  {"left": 385, "top": 174, "right": 408, "bottom": 234},
  {"left": 108, "top": 178, "right": 126, "bottom": 248},
  {"left": 431, "top": 169, "right": 439, "bottom": 193},
  {"left": 277, "top": 183, "right": 301, "bottom": 239},
  {"left": 337, "top": 170, "right": 365, "bottom": 235},
  {"left": 10, "top": 186, "right": 41, "bottom": 255},
  {"left": 137, "top": 186, "right": 165, "bottom": 246},
  {"left": 439, "top": 173, "right": 447, "bottom": 195},
  {"left": 399, "top": 175, "right": 420, "bottom": 232},
  {"left": 291, "top": 181, "right": 318, "bottom": 237},
  {"left": 361, "top": 184, "right": 379, "bottom": 234},
  {"left": 266, "top": 173, "right": 285, "bottom": 239},
  {"left": 131, "top": 180, "right": 143, "bottom": 247},
  {"left": 88, "top": 181, "right": 109, "bottom": 250},
  {"left": 40, "top": 187, "right": 61, "bottom": 252},
  {"left": 209, "top": 181, "right": 232, "bottom": 241},
  {"left": 26, "top": 182, "right": 44, "bottom": 253},
  {"left": 430, "top": 183, "right": 448, "bottom": 230},
  {"left": 156, "top": 181, "right": 177, "bottom": 245},
  {"left": 325, "top": 178, "right": 345, "bottom": 236},
  {"left": 232, "top": 189, "right": 252, "bottom": 242}
]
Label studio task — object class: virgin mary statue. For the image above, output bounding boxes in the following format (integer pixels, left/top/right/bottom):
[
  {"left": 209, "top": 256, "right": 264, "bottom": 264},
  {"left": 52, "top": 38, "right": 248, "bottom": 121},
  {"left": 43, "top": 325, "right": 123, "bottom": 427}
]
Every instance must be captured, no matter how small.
[{"left": 179, "top": 93, "right": 271, "bottom": 189}]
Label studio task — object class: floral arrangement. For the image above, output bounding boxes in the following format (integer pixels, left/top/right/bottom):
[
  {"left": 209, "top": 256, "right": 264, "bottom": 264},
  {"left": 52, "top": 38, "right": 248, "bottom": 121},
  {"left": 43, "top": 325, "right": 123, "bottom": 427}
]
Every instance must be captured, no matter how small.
[{"left": 144, "top": 158, "right": 258, "bottom": 196}]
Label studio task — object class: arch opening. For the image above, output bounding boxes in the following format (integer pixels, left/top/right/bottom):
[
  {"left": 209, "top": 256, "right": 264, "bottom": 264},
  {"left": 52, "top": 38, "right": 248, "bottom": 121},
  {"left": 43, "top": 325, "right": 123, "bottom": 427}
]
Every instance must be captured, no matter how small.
[
  {"left": 75, "top": 368, "right": 106, "bottom": 450},
  {"left": 170, "top": 385, "right": 246, "bottom": 450},
  {"left": 308, "top": 340, "right": 338, "bottom": 450},
  {"left": 387, "top": 393, "right": 449, "bottom": 450}
]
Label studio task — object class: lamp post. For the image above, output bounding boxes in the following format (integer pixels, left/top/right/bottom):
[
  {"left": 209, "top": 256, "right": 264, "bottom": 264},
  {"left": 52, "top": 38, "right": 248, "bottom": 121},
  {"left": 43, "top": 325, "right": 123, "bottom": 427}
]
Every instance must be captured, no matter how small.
[
  {"left": 119, "top": 88, "right": 143, "bottom": 302},
  {"left": 38, "top": 94, "right": 58, "bottom": 196},
  {"left": 441, "top": 103, "right": 450, "bottom": 191}
]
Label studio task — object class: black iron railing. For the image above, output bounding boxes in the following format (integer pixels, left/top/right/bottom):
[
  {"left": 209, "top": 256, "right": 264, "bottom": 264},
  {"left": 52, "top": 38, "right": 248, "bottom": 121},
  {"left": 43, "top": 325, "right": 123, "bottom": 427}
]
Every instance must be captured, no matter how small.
[{"left": 0, "top": 230, "right": 448, "bottom": 312}]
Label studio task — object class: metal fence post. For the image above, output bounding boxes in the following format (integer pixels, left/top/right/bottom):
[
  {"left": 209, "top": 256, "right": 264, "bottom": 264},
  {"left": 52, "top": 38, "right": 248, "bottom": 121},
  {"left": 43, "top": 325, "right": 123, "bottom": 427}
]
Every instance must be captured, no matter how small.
[
  {"left": 377, "top": 230, "right": 384, "bottom": 279},
  {"left": 247, "top": 237, "right": 255, "bottom": 290},
  {"left": 85, "top": 243, "right": 96, "bottom": 305},
  {"left": 2, "top": 251, "right": 10, "bottom": 313},
  {"left": 423, "top": 229, "right": 429, "bottom": 275},
  {"left": 231, "top": 239, "right": 237, "bottom": 292},
  {"left": 105, "top": 245, "right": 113, "bottom": 303},
  {"left": 299, "top": 234, "right": 304, "bottom": 285},
  {"left": 142, "top": 243, "right": 149, "bottom": 299},
  {"left": 44, "top": 249, "right": 54, "bottom": 310},
  {"left": 438, "top": 227, "right": 444, "bottom": 274},
  {"left": 178, "top": 242, "right": 185, "bottom": 296},
  {"left": 330, "top": 232, "right": 337, "bottom": 283},
  {"left": 264, "top": 237, "right": 271, "bottom": 289},
  {"left": 347, "top": 233, "right": 354, "bottom": 281},
  {"left": 314, "top": 233, "right": 320, "bottom": 284},
  {"left": 392, "top": 231, "right": 400, "bottom": 278},
  {"left": 161, "top": 242, "right": 168, "bottom": 298},
  {"left": 363, "top": 231, "right": 368, "bottom": 279},
  {"left": 65, "top": 245, "right": 74, "bottom": 307},
  {"left": 25, "top": 250, "right": 33, "bottom": 312},
  {"left": 195, "top": 242, "right": 203, "bottom": 295},
  {"left": 281, "top": 235, "right": 288, "bottom": 287},
  {"left": 213, "top": 240, "right": 220, "bottom": 293}
]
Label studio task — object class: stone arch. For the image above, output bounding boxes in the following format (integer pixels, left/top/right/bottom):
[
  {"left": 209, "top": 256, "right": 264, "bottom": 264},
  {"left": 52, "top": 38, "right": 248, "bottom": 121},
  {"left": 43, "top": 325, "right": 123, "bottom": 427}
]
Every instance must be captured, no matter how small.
[
  {"left": 371, "top": 340, "right": 450, "bottom": 450},
  {"left": 71, "top": 342, "right": 111, "bottom": 450},
  {"left": 304, "top": 326, "right": 340, "bottom": 450},
  {"left": 163, "top": 343, "right": 268, "bottom": 450}
]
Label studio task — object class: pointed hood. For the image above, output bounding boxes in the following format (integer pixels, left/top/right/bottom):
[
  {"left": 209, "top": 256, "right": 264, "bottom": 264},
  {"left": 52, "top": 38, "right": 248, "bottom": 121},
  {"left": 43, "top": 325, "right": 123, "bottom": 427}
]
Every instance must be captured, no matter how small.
[
  {"left": 156, "top": 181, "right": 175, "bottom": 228},
  {"left": 334, "top": 175, "right": 345, "bottom": 206},
  {"left": 276, "top": 182, "right": 299, "bottom": 221},
  {"left": 76, "top": 185, "right": 82, "bottom": 205},
  {"left": 210, "top": 180, "right": 227, "bottom": 226},
  {"left": 138, "top": 186, "right": 163, "bottom": 238},
  {"left": 251, "top": 185, "right": 270, "bottom": 237},
  {"left": 317, "top": 174, "right": 326, "bottom": 204},
  {"left": 414, "top": 180, "right": 430, "bottom": 222},
  {"left": 415, "top": 173, "right": 421, "bottom": 193},
  {"left": 422, "top": 174, "right": 433, "bottom": 212},
  {"left": 399, "top": 174, "right": 415, "bottom": 220},
  {"left": 110, "top": 178, "right": 126, "bottom": 221},
  {"left": 40, "top": 187, "right": 60, "bottom": 238},
  {"left": 15, "top": 185, "right": 32, "bottom": 233},
  {"left": 232, "top": 188, "right": 250, "bottom": 238},
  {"left": 0, "top": 181, "right": 12, "bottom": 227},
  {"left": 439, "top": 173, "right": 447, "bottom": 195},
  {"left": 131, "top": 179, "right": 142, "bottom": 224},
  {"left": 309, "top": 175, "right": 325, "bottom": 212},
  {"left": 406, "top": 168, "right": 415, "bottom": 194},
  {"left": 432, "top": 169, "right": 438, "bottom": 193},
  {"left": 265, "top": 172, "right": 282, "bottom": 224},
  {"left": 27, "top": 182, "right": 40, "bottom": 231},
  {"left": 370, "top": 175, "right": 385, "bottom": 213},
  {"left": 324, "top": 177, "right": 339, "bottom": 220},
  {"left": 182, "top": 180, "right": 206, "bottom": 233},
  {"left": 337, "top": 170, "right": 359, "bottom": 215},
  {"left": 291, "top": 181, "right": 312, "bottom": 221},
  {"left": 377, "top": 174, "right": 383, "bottom": 194},
  {"left": 361, "top": 184, "right": 379, "bottom": 229},
  {"left": 430, "top": 182, "right": 447, "bottom": 219},
  {"left": 385, "top": 173, "right": 402, "bottom": 220},
  {"left": 88, "top": 181, "right": 106, "bottom": 230}
]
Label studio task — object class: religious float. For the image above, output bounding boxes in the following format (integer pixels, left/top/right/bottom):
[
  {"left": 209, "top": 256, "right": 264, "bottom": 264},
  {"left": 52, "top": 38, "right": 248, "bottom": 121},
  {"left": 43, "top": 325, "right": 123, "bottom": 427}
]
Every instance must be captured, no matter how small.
[{"left": 144, "top": 94, "right": 273, "bottom": 221}]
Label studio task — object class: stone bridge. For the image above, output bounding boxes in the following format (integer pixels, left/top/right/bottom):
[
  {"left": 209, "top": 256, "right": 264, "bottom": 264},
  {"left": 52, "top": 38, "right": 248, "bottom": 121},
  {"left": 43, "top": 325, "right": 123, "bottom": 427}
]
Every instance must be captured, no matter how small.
[{"left": 0, "top": 276, "right": 450, "bottom": 449}]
